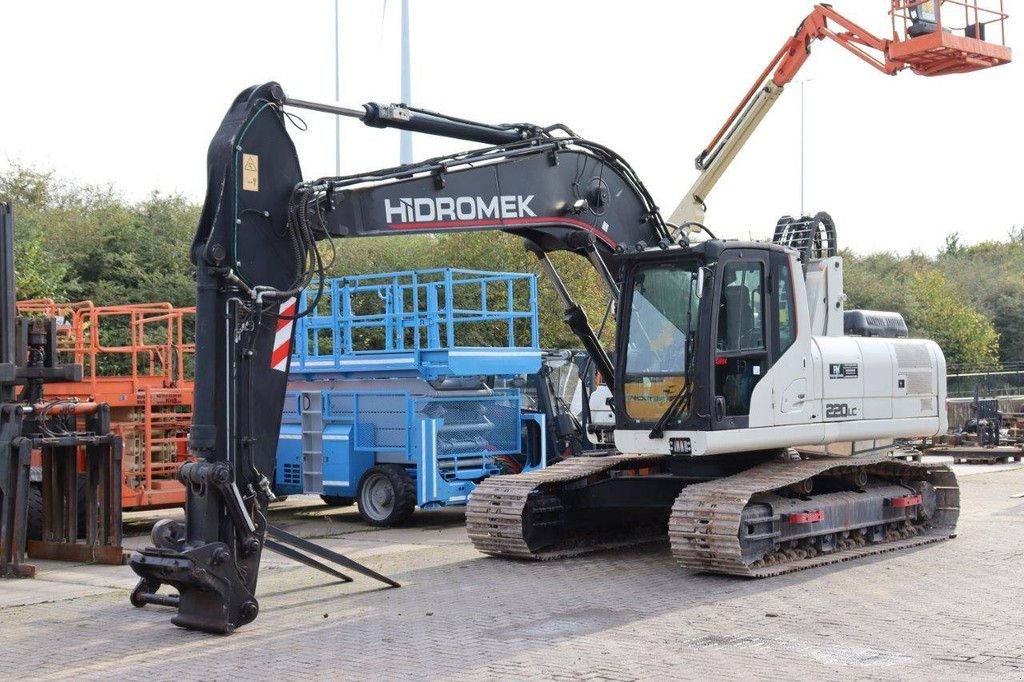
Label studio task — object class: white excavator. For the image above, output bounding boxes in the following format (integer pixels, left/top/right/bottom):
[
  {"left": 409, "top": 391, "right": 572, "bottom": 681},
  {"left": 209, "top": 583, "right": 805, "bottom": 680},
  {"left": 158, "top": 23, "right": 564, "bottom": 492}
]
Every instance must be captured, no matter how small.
[{"left": 125, "top": 2, "right": 1010, "bottom": 632}]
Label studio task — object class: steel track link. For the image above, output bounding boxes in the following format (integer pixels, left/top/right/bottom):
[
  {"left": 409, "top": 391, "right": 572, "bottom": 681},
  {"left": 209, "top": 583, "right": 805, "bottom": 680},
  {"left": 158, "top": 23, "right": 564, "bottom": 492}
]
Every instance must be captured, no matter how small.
[
  {"left": 466, "top": 453, "right": 668, "bottom": 560},
  {"left": 668, "top": 456, "right": 960, "bottom": 577}
]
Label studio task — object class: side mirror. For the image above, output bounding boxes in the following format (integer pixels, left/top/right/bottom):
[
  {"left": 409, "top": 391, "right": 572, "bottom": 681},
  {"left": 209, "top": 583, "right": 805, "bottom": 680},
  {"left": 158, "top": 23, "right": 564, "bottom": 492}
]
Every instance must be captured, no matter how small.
[{"left": 696, "top": 267, "right": 707, "bottom": 298}]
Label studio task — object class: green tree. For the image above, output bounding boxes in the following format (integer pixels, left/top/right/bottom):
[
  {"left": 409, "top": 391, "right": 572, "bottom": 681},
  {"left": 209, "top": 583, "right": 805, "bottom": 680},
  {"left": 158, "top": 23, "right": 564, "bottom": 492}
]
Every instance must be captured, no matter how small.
[
  {"left": 71, "top": 192, "right": 198, "bottom": 306},
  {"left": 12, "top": 234, "right": 76, "bottom": 300},
  {"left": 906, "top": 270, "right": 999, "bottom": 366},
  {"left": 843, "top": 250, "right": 912, "bottom": 315},
  {"left": 3, "top": 164, "right": 1018, "bottom": 366},
  {"left": 1, "top": 166, "right": 198, "bottom": 307},
  {"left": 942, "top": 232, "right": 963, "bottom": 256},
  {"left": 844, "top": 249, "right": 1002, "bottom": 366},
  {"left": 935, "top": 233, "right": 1024, "bottom": 364}
]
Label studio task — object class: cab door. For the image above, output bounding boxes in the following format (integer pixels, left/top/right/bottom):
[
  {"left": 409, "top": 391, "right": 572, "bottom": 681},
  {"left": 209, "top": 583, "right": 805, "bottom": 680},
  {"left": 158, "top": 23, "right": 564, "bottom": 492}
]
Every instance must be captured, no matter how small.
[
  {"left": 769, "top": 252, "right": 814, "bottom": 426},
  {"left": 710, "top": 251, "right": 771, "bottom": 430}
]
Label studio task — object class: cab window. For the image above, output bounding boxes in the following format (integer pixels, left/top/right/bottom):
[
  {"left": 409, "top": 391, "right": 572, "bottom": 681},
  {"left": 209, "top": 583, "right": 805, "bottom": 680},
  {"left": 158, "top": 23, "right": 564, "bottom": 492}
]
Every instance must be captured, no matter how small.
[
  {"left": 717, "top": 262, "right": 764, "bottom": 352},
  {"left": 715, "top": 261, "right": 766, "bottom": 419},
  {"left": 774, "top": 260, "right": 796, "bottom": 356},
  {"left": 622, "top": 264, "right": 700, "bottom": 422}
]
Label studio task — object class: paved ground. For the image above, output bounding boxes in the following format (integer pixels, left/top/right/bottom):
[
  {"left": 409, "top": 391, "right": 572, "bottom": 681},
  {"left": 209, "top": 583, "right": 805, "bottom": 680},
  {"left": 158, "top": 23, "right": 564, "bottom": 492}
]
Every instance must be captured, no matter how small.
[{"left": 2, "top": 458, "right": 1024, "bottom": 681}]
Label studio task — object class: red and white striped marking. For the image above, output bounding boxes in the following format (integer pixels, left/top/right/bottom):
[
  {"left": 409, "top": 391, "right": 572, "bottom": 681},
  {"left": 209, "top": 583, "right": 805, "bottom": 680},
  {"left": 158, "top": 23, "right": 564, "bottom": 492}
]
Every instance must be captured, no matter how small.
[{"left": 271, "top": 297, "right": 297, "bottom": 372}]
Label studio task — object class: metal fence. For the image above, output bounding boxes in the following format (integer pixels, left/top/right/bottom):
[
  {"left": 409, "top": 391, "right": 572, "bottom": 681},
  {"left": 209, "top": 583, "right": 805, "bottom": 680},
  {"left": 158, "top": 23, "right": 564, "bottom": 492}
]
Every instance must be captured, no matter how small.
[{"left": 946, "top": 362, "right": 1024, "bottom": 399}]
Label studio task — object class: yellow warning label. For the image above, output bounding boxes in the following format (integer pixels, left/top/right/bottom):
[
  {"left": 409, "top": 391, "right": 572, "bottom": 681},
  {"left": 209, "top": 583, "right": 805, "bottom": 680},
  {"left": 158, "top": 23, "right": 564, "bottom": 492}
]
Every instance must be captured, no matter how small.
[
  {"left": 242, "top": 153, "right": 259, "bottom": 192},
  {"left": 623, "top": 376, "right": 689, "bottom": 421}
]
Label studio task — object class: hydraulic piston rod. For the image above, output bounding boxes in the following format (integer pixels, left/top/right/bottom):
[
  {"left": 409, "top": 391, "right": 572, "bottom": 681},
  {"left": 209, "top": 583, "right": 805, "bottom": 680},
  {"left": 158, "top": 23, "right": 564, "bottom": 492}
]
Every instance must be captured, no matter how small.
[{"left": 277, "top": 89, "right": 535, "bottom": 147}]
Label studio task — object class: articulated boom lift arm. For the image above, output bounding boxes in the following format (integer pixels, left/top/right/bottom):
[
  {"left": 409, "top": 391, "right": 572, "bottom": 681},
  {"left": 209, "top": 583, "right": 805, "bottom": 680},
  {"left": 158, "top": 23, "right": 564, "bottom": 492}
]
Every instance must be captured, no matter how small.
[
  {"left": 130, "top": 82, "right": 669, "bottom": 633},
  {"left": 671, "top": 2, "right": 1011, "bottom": 227}
]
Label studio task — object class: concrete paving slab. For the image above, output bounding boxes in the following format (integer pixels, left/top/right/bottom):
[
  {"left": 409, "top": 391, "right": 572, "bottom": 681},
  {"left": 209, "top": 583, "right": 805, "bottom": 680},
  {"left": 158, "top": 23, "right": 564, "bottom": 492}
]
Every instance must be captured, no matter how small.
[
  {"left": 0, "top": 578, "right": 118, "bottom": 608},
  {"left": 1, "top": 468, "right": 1022, "bottom": 680}
]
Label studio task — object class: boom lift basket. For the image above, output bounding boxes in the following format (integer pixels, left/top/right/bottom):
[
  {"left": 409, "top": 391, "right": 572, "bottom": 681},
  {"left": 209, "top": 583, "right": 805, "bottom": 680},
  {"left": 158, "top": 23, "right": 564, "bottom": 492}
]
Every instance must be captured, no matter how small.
[{"left": 889, "top": 1, "right": 1011, "bottom": 75}]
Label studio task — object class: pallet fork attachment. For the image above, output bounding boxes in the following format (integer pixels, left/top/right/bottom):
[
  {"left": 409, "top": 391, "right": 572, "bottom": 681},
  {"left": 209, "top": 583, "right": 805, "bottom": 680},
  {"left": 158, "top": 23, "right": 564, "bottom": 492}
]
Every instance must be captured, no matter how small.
[
  {"left": 129, "top": 459, "right": 398, "bottom": 633},
  {"left": 130, "top": 525, "right": 399, "bottom": 617}
]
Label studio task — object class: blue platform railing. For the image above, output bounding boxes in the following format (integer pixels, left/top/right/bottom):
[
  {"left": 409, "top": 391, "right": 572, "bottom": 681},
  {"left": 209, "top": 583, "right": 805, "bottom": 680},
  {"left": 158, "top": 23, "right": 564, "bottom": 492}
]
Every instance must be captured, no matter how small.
[{"left": 290, "top": 268, "right": 541, "bottom": 379}]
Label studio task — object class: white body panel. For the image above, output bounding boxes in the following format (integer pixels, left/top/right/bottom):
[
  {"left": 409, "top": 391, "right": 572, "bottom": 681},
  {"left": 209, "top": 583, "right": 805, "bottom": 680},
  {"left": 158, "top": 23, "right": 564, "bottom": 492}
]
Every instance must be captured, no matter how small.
[
  {"left": 616, "top": 336, "right": 946, "bottom": 457},
  {"left": 614, "top": 249, "right": 946, "bottom": 457},
  {"left": 804, "top": 256, "right": 846, "bottom": 337},
  {"left": 570, "top": 382, "right": 615, "bottom": 428}
]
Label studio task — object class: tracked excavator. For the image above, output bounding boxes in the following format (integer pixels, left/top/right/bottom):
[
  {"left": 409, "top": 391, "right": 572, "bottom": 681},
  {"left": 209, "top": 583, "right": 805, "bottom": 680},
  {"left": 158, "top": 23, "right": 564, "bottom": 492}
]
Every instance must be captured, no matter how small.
[{"left": 129, "top": 2, "right": 1010, "bottom": 632}]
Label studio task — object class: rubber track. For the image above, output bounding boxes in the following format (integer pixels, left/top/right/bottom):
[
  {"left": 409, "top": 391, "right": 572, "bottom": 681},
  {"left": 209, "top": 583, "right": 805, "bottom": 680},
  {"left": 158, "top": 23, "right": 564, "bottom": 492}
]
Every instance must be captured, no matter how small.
[
  {"left": 466, "top": 454, "right": 667, "bottom": 560},
  {"left": 668, "top": 456, "right": 960, "bottom": 577}
]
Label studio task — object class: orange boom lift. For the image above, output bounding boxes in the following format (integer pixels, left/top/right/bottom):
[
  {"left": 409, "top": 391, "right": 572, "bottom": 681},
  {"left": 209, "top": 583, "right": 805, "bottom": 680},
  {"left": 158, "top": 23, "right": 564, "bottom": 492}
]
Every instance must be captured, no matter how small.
[{"left": 672, "top": 0, "right": 1011, "bottom": 228}]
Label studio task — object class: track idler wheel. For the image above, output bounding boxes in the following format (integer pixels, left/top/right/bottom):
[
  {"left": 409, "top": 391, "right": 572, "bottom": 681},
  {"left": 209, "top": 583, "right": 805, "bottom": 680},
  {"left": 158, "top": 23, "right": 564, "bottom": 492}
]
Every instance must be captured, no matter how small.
[{"left": 788, "top": 478, "right": 813, "bottom": 496}]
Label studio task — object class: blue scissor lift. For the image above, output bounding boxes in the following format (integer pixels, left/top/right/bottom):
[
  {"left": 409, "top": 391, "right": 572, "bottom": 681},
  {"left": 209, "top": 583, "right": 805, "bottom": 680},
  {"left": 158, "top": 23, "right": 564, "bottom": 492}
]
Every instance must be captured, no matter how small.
[{"left": 275, "top": 268, "right": 547, "bottom": 525}]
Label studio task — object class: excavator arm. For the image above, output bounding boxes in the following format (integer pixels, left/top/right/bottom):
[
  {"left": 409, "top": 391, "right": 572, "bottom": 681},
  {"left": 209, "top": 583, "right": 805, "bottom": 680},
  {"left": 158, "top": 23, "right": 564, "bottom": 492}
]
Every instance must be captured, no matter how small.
[{"left": 129, "top": 82, "right": 669, "bottom": 633}]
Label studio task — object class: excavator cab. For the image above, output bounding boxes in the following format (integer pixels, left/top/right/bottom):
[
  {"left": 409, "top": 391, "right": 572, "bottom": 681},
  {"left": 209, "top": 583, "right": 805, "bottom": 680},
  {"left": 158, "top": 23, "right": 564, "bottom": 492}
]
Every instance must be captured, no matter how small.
[{"left": 614, "top": 242, "right": 798, "bottom": 437}]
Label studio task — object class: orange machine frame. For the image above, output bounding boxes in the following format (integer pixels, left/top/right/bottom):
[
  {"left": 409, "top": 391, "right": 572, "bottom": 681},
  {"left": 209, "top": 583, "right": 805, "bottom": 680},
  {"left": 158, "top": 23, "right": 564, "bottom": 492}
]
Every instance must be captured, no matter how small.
[{"left": 17, "top": 300, "right": 196, "bottom": 510}]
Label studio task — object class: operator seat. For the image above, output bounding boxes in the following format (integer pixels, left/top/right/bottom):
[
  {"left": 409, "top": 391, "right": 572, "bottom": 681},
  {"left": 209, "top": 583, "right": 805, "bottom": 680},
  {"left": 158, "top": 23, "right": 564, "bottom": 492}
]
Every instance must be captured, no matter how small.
[
  {"left": 721, "top": 284, "right": 754, "bottom": 350},
  {"left": 717, "top": 283, "right": 759, "bottom": 417}
]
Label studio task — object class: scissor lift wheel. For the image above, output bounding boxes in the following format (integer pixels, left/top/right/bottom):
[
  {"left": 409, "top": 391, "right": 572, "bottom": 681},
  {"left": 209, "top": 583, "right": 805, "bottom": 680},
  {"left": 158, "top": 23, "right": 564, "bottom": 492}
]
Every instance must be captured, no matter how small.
[{"left": 357, "top": 465, "right": 415, "bottom": 527}]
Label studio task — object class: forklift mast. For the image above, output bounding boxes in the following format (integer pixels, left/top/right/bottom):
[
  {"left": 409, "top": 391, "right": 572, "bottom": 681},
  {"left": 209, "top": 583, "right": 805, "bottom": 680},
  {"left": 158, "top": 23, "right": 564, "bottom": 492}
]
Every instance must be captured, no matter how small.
[{"left": 1, "top": 205, "right": 124, "bottom": 578}]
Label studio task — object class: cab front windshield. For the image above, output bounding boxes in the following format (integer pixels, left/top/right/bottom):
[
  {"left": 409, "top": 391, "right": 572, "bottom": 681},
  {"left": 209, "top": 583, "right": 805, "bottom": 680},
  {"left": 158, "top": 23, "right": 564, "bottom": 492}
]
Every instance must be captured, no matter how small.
[{"left": 623, "top": 264, "right": 700, "bottom": 423}]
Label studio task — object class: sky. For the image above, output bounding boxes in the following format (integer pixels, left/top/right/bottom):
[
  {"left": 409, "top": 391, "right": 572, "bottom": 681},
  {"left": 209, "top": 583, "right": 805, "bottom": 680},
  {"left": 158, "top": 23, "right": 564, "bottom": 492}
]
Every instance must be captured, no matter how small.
[{"left": 2, "top": 0, "right": 1021, "bottom": 255}]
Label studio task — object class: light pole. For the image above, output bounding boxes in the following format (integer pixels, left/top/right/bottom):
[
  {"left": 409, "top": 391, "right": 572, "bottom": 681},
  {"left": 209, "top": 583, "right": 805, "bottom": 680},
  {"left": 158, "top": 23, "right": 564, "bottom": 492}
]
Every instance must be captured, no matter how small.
[
  {"left": 400, "top": 0, "right": 412, "bottom": 164},
  {"left": 334, "top": 0, "right": 341, "bottom": 176},
  {"left": 799, "top": 78, "right": 814, "bottom": 215}
]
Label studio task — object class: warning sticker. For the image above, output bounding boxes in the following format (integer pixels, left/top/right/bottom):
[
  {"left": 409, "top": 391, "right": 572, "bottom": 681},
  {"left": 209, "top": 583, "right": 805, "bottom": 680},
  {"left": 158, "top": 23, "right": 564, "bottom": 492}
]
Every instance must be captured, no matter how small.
[
  {"left": 242, "top": 153, "right": 259, "bottom": 192},
  {"left": 829, "top": 363, "right": 859, "bottom": 379}
]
